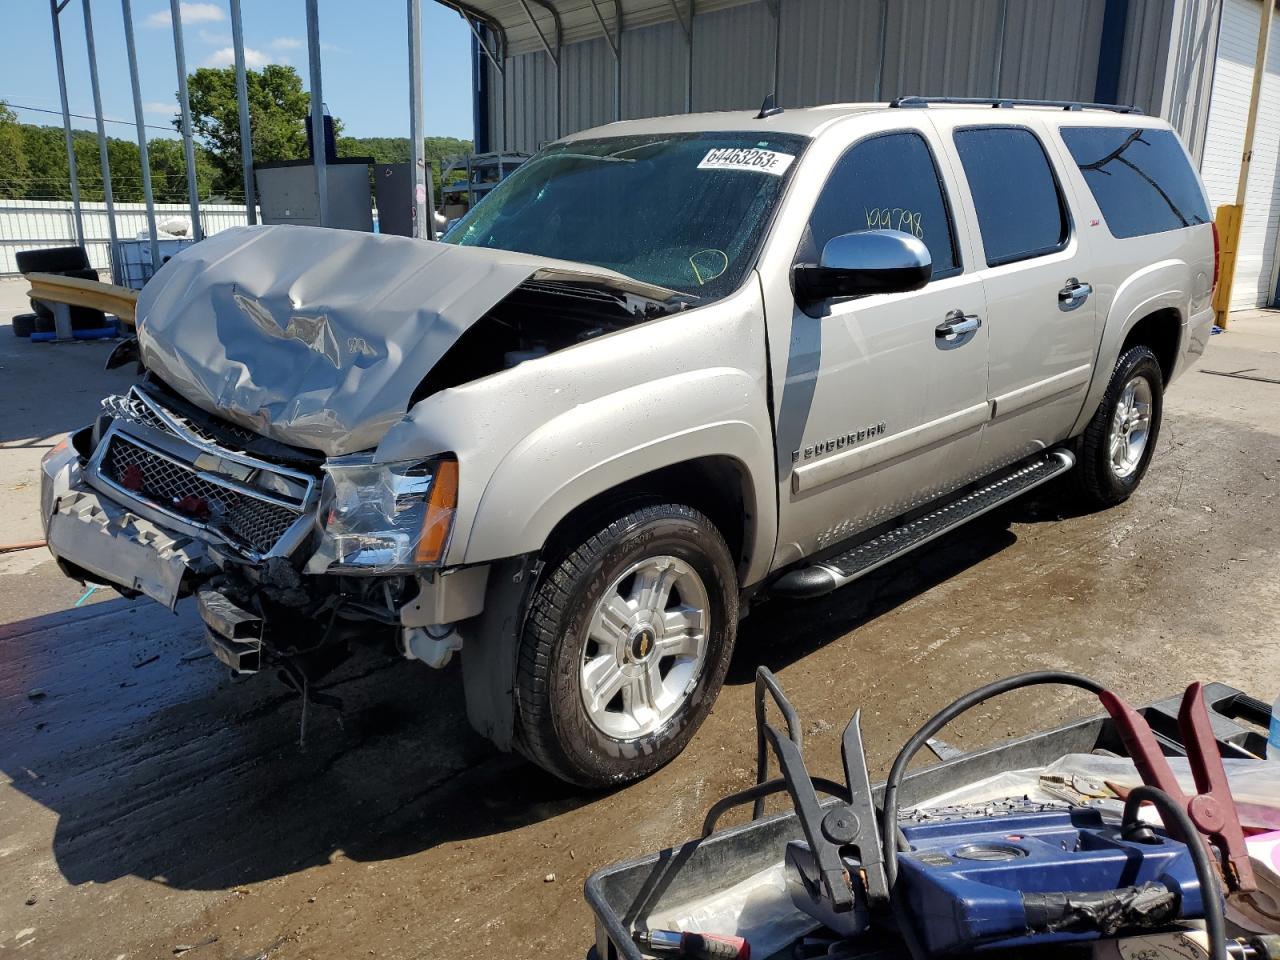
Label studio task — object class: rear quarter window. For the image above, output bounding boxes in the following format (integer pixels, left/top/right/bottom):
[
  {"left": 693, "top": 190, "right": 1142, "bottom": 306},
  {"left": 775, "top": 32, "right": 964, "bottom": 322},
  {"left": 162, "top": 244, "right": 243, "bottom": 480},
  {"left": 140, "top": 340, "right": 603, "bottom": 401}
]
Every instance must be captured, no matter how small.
[
  {"left": 1059, "top": 126, "right": 1210, "bottom": 239},
  {"left": 952, "top": 126, "right": 1069, "bottom": 267}
]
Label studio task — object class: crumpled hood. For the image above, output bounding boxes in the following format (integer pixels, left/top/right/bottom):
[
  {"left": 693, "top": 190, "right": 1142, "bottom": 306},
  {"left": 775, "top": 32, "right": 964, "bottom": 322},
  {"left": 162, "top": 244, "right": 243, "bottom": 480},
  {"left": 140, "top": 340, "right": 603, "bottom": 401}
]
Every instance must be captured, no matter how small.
[{"left": 135, "top": 225, "right": 674, "bottom": 457}]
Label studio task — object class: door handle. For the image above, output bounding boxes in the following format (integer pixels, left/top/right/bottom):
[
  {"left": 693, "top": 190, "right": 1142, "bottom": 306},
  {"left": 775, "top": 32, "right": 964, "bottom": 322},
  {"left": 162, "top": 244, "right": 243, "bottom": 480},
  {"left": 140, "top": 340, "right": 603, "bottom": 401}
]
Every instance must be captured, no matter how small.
[
  {"left": 1058, "top": 277, "right": 1093, "bottom": 310},
  {"left": 935, "top": 310, "right": 982, "bottom": 341}
]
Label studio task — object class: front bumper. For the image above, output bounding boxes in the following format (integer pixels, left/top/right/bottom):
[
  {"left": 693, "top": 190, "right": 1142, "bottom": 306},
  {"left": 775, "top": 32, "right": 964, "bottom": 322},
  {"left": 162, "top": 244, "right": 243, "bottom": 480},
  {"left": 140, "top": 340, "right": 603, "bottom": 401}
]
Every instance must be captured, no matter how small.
[{"left": 41, "top": 444, "right": 212, "bottom": 609}]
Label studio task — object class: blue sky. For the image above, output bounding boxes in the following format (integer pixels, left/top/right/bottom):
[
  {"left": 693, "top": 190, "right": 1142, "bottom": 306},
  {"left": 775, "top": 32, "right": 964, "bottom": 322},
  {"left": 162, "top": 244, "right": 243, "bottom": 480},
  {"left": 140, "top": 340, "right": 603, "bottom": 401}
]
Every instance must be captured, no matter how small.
[{"left": 3, "top": 1, "right": 476, "bottom": 142}]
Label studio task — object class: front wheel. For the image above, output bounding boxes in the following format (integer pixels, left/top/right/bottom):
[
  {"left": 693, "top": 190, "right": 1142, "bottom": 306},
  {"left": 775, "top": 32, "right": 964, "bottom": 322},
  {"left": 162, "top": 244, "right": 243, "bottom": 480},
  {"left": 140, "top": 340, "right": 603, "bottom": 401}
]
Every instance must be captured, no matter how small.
[
  {"left": 514, "top": 503, "right": 738, "bottom": 787},
  {"left": 1072, "top": 344, "right": 1164, "bottom": 508}
]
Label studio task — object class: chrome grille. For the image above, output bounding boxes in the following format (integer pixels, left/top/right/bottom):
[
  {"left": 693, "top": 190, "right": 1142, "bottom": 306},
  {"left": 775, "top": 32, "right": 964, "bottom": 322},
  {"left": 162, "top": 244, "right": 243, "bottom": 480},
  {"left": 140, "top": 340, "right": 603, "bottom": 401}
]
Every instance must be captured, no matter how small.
[{"left": 101, "top": 435, "right": 302, "bottom": 556}]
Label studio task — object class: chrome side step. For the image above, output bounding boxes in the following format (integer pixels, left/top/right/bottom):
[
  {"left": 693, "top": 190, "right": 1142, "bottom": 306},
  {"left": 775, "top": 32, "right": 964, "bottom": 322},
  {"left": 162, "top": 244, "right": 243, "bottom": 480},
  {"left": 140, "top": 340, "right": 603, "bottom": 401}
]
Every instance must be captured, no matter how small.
[{"left": 772, "top": 449, "right": 1076, "bottom": 599}]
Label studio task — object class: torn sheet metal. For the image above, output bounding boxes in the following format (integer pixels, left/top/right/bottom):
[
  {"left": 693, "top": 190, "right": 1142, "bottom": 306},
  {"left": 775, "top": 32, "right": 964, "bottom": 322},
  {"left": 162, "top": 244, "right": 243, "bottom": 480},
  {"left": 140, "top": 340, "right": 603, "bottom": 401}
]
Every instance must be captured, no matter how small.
[{"left": 135, "top": 225, "right": 677, "bottom": 457}]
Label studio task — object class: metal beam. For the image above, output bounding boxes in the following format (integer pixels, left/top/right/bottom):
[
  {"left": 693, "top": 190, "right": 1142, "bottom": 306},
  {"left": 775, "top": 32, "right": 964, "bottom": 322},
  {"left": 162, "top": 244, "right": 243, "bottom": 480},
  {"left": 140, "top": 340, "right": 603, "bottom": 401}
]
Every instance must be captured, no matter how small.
[
  {"left": 409, "top": 0, "right": 436, "bottom": 240},
  {"left": 305, "top": 0, "right": 329, "bottom": 227},
  {"left": 517, "top": 0, "right": 558, "bottom": 65},
  {"left": 122, "top": 0, "right": 160, "bottom": 277},
  {"left": 771, "top": 0, "right": 781, "bottom": 104},
  {"left": 81, "top": 0, "right": 118, "bottom": 282},
  {"left": 170, "top": 0, "right": 203, "bottom": 239},
  {"left": 464, "top": 13, "right": 504, "bottom": 71},
  {"left": 229, "top": 0, "right": 256, "bottom": 223},
  {"left": 874, "top": 0, "right": 887, "bottom": 100},
  {"left": 686, "top": 0, "right": 694, "bottom": 112},
  {"left": 587, "top": 0, "right": 619, "bottom": 58},
  {"left": 615, "top": 1, "right": 624, "bottom": 120},
  {"left": 667, "top": 0, "right": 690, "bottom": 38},
  {"left": 49, "top": 0, "right": 84, "bottom": 248}
]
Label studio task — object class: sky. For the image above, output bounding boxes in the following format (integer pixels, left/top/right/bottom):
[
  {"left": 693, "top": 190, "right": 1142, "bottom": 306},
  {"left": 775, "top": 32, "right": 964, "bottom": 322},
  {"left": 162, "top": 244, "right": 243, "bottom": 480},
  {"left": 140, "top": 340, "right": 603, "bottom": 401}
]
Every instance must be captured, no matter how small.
[{"left": 2, "top": 0, "right": 476, "bottom": 142}]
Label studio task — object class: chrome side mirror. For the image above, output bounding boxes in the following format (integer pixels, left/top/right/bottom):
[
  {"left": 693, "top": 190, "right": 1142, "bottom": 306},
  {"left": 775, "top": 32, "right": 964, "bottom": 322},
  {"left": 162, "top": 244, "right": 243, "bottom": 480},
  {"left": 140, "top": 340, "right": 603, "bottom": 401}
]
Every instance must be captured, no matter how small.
[{"left": 793, "top": 230, "right": 933, "bottom": 305}]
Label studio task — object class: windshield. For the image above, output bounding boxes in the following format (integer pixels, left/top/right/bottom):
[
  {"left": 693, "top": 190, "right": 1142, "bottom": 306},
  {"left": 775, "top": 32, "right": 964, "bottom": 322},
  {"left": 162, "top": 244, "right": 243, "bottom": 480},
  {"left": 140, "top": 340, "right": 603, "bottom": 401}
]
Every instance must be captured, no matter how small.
[{"left": 443, "top": 132, "right": 807, "bottom": 299}]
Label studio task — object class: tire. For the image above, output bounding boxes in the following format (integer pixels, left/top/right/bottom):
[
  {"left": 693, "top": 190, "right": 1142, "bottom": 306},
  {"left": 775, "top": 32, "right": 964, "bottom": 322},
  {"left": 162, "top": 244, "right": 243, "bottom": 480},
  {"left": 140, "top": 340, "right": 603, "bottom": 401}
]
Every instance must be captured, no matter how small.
[
  {"left": 11, "top": 312, "right": 36, "bottom": 337},
  {"left": 515, "top": 503, "right": 738, "bottom": 787},
  {"left": 1072, "top": 344, "right": 1164, "bottom": 508}
]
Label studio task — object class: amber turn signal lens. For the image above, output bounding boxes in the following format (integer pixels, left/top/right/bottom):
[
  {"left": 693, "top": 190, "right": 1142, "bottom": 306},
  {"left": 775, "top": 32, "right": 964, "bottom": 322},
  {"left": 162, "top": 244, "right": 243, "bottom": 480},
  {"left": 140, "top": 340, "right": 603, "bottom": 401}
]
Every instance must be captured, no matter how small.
[{"left": 414, "top": 458, "right": 458, "bottom": 564}]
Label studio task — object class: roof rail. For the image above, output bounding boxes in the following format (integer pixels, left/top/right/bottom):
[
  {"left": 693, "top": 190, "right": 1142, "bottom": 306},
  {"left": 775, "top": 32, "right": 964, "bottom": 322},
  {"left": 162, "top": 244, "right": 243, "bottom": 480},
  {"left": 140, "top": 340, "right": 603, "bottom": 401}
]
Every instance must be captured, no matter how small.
[{"left": 889, "top": 96, "right": 1143, "bottom": 115}]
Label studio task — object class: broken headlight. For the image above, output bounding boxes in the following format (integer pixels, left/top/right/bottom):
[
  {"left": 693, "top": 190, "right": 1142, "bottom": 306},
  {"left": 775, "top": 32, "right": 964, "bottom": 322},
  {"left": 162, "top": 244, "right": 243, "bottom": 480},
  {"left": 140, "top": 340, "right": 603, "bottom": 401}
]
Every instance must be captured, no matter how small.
[{"left": 308, "top": 454, "right": 458, "bottom": 573}]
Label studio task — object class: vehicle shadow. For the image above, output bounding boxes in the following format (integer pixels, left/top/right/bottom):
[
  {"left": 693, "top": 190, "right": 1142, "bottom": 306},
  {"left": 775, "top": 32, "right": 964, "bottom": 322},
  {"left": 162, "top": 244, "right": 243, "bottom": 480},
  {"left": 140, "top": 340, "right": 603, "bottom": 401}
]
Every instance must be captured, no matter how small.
[
  {"left": 729, "top": 485, "right": 1075, "bottom": 680},
  {"left": 0, "top": 488, "right": 1076, "bottom": 894}
]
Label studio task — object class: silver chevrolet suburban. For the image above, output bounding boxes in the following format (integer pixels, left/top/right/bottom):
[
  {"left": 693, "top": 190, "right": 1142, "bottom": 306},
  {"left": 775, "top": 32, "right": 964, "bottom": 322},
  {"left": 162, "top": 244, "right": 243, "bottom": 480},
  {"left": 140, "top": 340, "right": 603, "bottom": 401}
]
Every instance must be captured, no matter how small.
[{"left": 40, "top": 98, "right": 1216, "bottom": 786}]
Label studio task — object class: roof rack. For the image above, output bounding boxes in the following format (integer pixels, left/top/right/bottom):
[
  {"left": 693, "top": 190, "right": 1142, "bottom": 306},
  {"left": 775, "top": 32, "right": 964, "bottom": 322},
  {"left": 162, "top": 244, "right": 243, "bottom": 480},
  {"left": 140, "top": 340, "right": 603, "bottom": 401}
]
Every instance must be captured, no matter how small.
[{"left": 889, "top": 96, "right": 1142, "bottom": 115}]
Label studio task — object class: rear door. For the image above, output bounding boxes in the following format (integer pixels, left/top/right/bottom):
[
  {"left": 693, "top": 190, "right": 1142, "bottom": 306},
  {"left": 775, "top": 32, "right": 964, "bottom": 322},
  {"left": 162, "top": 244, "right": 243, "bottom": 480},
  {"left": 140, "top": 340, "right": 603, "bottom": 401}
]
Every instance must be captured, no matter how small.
[
  {"left": 769, "top": 124, "right": 990, "bottom": 562},
  {"left": 933, "top": 118, "right": 1098, "bottom": 474}
]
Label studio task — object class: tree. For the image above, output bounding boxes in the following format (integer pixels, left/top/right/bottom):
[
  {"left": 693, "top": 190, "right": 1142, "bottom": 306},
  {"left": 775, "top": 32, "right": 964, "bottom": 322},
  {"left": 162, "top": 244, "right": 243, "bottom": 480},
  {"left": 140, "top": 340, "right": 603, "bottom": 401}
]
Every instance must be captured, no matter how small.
[
  {"left": 147, "top": 137, "right": 217, "bottom": 203},
  {"left": 335, "top": 134, "right": 474, "bottom": 186},
  {"left": 0, "top": 101, "right": 32, "bottom": 199},
  {"left": 184, "top": 64, "right": 342, "bottom": 196}
]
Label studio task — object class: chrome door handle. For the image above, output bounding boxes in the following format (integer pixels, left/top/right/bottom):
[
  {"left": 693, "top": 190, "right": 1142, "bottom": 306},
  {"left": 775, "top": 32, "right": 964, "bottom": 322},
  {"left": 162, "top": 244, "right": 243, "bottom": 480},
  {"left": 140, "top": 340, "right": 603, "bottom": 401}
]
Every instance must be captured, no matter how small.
[
  {"left": 1058, "top": 277, "right": 1093, "bottom": 310},
  {"left": 935, "top": 310, "right": 982, "bottom": 341}
]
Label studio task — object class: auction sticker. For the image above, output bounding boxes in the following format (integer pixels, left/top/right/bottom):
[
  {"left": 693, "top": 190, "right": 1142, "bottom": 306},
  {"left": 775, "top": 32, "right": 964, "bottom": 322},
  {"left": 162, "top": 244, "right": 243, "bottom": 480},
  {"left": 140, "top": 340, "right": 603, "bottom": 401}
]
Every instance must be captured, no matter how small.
[{"left": 698, "top": 147, "right": 795, "bottom": 175}]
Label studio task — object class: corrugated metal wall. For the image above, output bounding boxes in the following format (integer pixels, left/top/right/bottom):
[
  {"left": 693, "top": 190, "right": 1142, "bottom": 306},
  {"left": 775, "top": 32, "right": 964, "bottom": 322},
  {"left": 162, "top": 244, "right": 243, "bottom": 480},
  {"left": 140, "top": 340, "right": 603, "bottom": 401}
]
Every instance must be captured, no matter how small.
[
  {"left": 0, "top": 200, "right": 252, "bottom": 276},
  {"left": 483, "top": 0, "right": 1217, "bottom": 157}
]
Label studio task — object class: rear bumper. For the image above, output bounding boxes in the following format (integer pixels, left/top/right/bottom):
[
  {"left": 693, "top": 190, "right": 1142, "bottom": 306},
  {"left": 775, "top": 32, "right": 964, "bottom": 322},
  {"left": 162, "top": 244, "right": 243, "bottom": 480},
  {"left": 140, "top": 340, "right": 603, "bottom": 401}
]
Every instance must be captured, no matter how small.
[{"left": 41, "top": 442, "right": 212, "bottom": 609}]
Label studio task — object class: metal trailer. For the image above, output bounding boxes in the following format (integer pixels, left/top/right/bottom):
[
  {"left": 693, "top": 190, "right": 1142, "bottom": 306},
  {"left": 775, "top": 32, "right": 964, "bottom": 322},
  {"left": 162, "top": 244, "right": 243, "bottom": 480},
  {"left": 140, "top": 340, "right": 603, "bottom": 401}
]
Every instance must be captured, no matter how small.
[{"left": 584, "top": 682, "right": 1272, "bottom": 960}]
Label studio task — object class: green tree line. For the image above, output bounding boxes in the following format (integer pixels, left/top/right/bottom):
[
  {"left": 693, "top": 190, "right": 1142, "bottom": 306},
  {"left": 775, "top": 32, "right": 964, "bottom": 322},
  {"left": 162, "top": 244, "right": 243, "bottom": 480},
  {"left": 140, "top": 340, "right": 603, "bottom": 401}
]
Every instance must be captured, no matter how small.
[{"left": 0, "top": 63, "right": 471, "bottom": 204}]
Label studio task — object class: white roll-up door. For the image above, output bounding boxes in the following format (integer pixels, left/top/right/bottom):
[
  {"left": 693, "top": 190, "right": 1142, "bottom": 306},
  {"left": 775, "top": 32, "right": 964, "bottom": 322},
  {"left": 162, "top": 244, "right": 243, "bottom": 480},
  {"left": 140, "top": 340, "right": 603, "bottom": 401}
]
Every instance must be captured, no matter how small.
[{"left": 1201, "top": 0, "right": 1280, "bottom": 310}]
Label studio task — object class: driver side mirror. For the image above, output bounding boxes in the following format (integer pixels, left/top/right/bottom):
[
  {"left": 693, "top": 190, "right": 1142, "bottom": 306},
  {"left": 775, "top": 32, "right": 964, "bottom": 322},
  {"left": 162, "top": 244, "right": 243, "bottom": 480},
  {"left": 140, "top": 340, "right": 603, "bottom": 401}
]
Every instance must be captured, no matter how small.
[{"left": 793, "top": 230, "right": 932, "bottom": 306}]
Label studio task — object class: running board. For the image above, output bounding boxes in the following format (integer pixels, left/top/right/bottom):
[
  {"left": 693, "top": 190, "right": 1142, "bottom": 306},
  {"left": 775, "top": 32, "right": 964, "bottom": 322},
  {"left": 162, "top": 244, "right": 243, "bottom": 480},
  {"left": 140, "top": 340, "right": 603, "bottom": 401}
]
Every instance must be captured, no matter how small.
[{"left": 772, "top": 449, "right": 1076, "bottom": 599}]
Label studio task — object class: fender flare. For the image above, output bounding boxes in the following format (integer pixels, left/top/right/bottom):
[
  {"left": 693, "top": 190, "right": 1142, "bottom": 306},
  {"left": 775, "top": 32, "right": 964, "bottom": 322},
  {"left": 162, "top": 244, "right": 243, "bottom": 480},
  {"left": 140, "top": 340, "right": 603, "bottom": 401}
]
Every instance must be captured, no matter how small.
[{"left": 1069, "top": 264, "right": 1187, "bottom": 436}]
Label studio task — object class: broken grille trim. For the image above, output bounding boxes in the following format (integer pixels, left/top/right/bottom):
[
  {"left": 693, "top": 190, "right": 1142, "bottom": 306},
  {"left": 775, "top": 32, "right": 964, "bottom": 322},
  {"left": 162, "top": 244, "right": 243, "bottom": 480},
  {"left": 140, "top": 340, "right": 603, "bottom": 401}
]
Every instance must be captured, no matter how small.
[
  {"left": 86, "top": 423, "right": 316, "bottom": 561},
  {"left": 126, "top": 386, "right": 317, "bottom": 494}
]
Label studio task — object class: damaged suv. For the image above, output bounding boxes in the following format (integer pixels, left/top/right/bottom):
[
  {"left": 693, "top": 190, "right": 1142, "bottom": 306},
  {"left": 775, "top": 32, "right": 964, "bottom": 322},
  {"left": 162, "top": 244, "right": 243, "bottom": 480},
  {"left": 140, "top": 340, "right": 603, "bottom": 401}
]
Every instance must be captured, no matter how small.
[{"left": 41, "top": 99, "right": 1215, "bottom": 786}]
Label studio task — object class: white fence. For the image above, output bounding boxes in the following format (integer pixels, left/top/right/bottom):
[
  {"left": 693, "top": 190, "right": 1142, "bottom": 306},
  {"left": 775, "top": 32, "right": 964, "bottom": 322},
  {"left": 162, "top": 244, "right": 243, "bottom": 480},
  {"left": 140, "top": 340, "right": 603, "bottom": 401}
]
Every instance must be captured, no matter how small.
[{"left": 0, "top": 199, "right": 256, "bottom": 276}]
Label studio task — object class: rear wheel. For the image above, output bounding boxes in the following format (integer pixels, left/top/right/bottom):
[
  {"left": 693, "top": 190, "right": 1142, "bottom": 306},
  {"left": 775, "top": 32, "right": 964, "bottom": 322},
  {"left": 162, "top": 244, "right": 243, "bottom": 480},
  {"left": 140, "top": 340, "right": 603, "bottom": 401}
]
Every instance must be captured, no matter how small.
[
  {"left": 515, "top": 503, "right": 738, "bottom": 787},
  {"left": 1072, "top": 344, "right": 1164, "bottom": 508}
]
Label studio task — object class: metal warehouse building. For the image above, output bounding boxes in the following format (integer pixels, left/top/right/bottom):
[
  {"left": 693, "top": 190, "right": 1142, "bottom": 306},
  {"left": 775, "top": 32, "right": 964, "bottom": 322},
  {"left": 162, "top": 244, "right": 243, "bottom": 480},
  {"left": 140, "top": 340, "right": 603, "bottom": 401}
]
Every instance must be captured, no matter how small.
[{"left": 457, "top": 0, "right": 1280, "bottom": 310}]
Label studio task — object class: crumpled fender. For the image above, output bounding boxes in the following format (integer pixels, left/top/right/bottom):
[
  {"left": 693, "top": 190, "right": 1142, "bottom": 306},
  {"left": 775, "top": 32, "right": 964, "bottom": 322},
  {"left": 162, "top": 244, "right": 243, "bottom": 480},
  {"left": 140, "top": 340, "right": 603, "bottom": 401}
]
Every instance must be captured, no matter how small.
[{"left": 375, "top": 276, "right": 778, "bottom": 587}]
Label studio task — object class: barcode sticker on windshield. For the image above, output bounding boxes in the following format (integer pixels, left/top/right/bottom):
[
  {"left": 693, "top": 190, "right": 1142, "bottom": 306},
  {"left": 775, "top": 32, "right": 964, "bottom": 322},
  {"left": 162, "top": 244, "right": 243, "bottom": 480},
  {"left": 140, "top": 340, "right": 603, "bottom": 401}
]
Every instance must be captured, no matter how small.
[{"left": 697, "top": 147, "right": 795, "bottom": 175}]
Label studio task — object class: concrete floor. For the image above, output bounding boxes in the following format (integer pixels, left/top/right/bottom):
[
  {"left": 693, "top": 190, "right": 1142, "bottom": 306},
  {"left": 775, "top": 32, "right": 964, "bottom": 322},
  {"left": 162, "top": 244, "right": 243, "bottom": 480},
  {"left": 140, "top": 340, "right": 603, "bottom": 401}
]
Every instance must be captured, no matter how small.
[{"left": 0, "top": 274, "right": 1277, "bottom": 960}]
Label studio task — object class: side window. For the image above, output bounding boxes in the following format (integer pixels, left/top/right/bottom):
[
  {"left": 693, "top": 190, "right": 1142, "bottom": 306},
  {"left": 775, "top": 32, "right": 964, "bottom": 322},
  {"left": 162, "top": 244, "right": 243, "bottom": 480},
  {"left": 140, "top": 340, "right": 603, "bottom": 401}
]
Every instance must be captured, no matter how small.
[
  {"left": 806, "top": 131, "right": 960, "bottom": 279},
  {"left": 1059, "top": 126, "right": 1210, "bottom": 238},
  {"left": 953, "top": 127, "right": 1069, "bottom": 267}
]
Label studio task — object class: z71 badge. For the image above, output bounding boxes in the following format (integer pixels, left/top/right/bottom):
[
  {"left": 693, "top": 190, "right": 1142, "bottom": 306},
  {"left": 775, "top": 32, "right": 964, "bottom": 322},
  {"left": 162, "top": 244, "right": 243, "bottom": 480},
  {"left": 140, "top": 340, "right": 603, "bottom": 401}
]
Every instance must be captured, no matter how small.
[{"left": 793, "top": 422, "right": 887, "bottom": 463}]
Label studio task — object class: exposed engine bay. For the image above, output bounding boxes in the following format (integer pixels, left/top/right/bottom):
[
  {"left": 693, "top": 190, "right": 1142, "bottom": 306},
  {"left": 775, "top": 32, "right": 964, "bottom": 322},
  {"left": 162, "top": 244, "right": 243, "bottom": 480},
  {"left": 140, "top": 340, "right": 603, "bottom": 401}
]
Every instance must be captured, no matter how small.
[{"left": 50, "top": 240, "right": 687, "bottom": 722}]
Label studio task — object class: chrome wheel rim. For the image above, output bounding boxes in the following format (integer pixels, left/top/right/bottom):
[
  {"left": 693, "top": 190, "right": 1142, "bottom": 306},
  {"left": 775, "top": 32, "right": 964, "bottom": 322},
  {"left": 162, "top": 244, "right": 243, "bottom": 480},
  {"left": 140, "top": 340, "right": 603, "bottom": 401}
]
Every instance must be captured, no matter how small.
[
  {"left": 580, "top": 555, "right": 710, "bottom": 740},
  {"left": 1109, "top": 376, "right": 1153, "bottom": 479}
]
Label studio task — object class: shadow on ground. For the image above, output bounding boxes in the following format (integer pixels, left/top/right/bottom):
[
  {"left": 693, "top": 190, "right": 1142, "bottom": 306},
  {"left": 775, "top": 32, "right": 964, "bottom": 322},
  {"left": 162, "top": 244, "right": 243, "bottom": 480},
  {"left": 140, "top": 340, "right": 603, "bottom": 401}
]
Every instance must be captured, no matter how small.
[{"left": 0, "top": 488, "right": 1063, "bottom": 894}]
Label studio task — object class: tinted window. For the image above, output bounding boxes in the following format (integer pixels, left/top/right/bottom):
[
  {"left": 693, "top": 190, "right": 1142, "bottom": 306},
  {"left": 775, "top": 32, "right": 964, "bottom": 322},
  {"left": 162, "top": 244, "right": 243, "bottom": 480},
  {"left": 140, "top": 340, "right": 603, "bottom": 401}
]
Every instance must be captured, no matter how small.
[
  {"left": 1060, "top": 126, "right": 1210, "bottom": 238},
  {"left": 953, "top": 127, "right": 1069, "bottom": 266},
  {"left": 447, "top": 131, "right": 806, "bottom": 299},
  {"left": 806, "top": 131, "right": 959, "bottom": 278}
]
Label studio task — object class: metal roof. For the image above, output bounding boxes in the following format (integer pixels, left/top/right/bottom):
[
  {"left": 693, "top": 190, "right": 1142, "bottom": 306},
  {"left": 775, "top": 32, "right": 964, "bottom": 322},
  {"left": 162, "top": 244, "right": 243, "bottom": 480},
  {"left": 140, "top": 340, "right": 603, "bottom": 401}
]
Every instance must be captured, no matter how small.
[{"left": 436, "top": 0, "right": 758, "bottom": 58}]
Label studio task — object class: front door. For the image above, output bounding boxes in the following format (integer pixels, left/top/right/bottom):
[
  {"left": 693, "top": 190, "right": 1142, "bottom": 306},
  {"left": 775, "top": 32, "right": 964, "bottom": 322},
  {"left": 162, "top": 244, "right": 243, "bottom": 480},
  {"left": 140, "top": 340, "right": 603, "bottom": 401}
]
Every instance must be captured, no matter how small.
[
  {"left": 937, "top": 119, "right": 1098, "bottom": 473},
  {"left": 772, "top": 128, "right": 990, "bottom": 564}
]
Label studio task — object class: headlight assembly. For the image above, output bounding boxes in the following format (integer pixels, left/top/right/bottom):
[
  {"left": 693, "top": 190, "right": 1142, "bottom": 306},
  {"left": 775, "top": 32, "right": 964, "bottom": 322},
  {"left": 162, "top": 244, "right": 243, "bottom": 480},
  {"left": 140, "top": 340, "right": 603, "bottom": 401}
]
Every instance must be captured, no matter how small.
[{"left": 307, "top": 454, "right": 458, "bottom": 573}]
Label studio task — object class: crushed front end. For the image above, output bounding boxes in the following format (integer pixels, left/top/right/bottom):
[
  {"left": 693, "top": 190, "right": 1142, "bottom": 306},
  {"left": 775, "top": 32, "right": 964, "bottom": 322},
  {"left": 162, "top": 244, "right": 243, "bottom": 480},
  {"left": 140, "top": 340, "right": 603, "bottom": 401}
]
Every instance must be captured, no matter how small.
[{"left": 40, "top": 377, "right": 468, "bottom": 688}]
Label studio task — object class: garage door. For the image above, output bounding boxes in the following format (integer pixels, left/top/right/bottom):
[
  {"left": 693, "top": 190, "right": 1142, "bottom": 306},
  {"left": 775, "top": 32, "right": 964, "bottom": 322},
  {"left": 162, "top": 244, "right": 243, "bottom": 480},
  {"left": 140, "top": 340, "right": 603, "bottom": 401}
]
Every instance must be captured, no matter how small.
[{"left": 1201, "top": 0, "right": 1280, "bottom": 311}]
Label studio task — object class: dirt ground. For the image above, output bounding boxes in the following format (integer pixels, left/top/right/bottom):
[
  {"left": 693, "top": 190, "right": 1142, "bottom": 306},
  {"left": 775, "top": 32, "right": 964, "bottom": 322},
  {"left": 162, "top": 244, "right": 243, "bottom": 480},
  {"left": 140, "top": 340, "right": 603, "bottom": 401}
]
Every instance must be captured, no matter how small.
[{"left": 0, "top": 275, "right": 1277, "bottom": 960}]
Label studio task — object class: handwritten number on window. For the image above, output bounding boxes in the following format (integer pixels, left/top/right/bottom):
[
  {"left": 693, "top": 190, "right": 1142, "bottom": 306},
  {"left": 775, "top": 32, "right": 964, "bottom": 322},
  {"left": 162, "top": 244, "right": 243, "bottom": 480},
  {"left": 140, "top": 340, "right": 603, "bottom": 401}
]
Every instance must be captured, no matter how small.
[{"left": 864, "top": 207, "right": 924, "bottom": 239}]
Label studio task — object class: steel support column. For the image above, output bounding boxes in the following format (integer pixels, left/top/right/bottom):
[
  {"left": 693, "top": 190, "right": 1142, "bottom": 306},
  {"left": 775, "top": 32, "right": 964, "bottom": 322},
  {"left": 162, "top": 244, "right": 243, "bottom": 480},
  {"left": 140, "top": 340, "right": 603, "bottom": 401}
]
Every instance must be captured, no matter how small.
[
  {"left": 50, "top": 0, "right": 84, "bottom": 248},
  {"left": 81, "top": 0, "right": 118, "bottom": 281},
  {"left": 587, "top": 0, "right": 621, "bottom": 121},
  {"left": 229, "top": 0, "right": 256, "bottom": 222},
  {"left": 122, "top": 0, "right": 160, "bottom": 276},
  {"left": 305, "top": 0, "right": 329, "bottom": 227},
  {"left": 409, "top": 0, "right": 436, "bottom": 240},
  {"left": 170, "top": 0, "right": 203, "bottom": 239}
]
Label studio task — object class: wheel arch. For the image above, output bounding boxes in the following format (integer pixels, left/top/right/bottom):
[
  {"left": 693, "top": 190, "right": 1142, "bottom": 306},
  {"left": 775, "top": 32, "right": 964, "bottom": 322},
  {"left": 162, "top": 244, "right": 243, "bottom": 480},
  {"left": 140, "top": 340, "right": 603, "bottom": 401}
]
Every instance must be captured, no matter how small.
[{"left": 1070, "top": 274, "right": 1187, "bottom": 437}]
